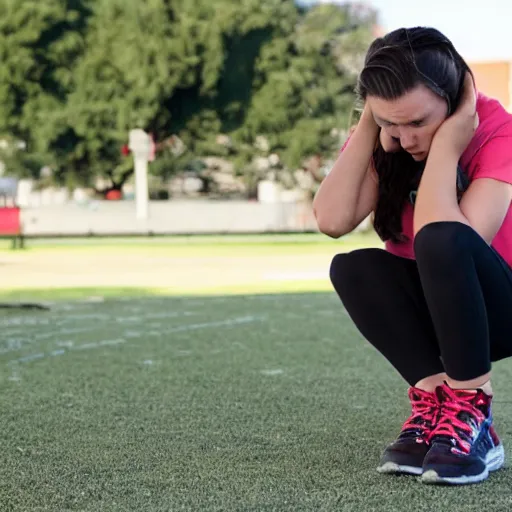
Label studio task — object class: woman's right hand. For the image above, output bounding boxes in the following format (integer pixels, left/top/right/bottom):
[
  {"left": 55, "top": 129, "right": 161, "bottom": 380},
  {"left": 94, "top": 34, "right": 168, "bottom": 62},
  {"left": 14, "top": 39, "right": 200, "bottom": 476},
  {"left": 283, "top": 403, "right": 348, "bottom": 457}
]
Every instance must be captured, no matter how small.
[{"left": 361, "top": 103, "right": 400, "bottom": 153}]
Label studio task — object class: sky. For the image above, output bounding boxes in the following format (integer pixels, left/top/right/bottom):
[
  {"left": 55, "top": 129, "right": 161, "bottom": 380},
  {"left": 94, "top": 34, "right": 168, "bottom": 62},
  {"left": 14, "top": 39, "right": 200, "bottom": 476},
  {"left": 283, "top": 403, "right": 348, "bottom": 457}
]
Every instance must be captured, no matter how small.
[{"left": 300, "top": 0, "right": 512, "bottom": 62}]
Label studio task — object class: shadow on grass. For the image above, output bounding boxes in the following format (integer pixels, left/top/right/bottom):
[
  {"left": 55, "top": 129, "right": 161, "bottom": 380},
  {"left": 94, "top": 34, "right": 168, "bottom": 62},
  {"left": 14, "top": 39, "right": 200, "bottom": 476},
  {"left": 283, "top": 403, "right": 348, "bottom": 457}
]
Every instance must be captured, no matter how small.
[{"left": 0, "top": 281, "right": 338, "bottom": 303}]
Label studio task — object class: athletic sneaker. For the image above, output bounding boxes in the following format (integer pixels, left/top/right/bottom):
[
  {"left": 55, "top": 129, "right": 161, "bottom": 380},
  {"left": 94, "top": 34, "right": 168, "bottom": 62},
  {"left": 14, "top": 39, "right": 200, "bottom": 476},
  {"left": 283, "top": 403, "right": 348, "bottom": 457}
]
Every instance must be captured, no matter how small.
[
  {"left": 421, "top": 382, "right": 505, "bottom": 485},
  {"left": 377, "top": 387, "right": 438, "bottom": 476}
]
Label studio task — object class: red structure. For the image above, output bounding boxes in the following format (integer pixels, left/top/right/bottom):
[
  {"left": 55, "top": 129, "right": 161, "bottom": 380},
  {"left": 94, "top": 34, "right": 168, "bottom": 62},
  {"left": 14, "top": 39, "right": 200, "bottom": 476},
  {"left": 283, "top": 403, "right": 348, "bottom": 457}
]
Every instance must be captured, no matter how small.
[
  {"left": 0, "top": 177, "right": 24, "bottom": 248},
  {"left": 0, "top": 206, "right": 21, "bottom": 235}
]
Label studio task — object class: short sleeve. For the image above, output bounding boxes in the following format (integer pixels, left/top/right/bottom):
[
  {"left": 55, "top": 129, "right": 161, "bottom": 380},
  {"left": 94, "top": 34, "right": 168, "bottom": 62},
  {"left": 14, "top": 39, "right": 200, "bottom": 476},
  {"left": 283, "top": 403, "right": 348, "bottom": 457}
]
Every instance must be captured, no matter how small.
[
  {"left": 473, "top": 134, "right": 512, "bottom": 185},
  {"left": 339, "top": 125, "right": 357, "bottom": 153},
  {"left": 339, "top": 137, "right": 350, "bottom": 153}
]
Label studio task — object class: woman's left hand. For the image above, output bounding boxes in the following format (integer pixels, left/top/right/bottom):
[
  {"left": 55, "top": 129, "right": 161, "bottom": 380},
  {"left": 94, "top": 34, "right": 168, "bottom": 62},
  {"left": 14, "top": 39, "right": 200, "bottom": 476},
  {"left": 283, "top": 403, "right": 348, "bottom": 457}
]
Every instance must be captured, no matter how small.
[{"left": 431, "top": 72, "right": 479, "bottom": 158}]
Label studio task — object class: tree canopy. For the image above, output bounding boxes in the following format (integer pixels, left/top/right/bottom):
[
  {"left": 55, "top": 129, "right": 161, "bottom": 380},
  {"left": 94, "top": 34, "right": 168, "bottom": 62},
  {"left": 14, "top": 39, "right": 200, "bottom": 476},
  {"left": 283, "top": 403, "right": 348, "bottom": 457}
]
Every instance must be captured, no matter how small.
[{"left": 0, "top": 0, "right": 377, "bottom": 196}]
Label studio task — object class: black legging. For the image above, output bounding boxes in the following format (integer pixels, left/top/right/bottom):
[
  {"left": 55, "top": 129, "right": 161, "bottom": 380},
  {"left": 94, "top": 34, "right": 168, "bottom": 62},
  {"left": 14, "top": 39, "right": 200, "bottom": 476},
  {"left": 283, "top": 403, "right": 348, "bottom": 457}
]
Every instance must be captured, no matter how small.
[{"left": 329, "top": 221, "right": 512, "bottom": 386}]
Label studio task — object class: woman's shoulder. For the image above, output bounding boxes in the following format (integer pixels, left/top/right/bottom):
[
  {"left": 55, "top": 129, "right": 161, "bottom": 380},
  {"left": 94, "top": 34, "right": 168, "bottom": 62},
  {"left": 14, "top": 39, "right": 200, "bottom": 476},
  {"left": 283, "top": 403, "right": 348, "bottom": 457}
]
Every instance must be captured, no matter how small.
[
  {"left": 462, "top": 94, "right": 512, "bottom": 170},
  {"left": 476, "top": 93, "right": 512, "bottom": 136},
  {"left": 460, "top": 95, "right": 512, "bottom": 179}
]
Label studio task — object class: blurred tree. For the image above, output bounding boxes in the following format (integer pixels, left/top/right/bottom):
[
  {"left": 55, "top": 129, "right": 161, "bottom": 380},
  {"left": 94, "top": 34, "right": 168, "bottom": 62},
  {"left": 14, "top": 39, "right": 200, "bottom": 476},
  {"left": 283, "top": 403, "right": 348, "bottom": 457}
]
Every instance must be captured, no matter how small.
[
  {"left": 158, "top": 0, "right": 299, "bottom": 195},
  {"left": 0, "top": 0, "right": 91, "bottom": 182},
  {"left": 234, "top": 2, "right": 375, "bottom": 174},
  {"left": 48, "top": 0, "right": 184, "bottom": 193},
  {"left": 162, "top": 1, "right": 376, "bottom": 196},
  {"left": 0, "top": 0, "right": 376, "bottom": 196}
]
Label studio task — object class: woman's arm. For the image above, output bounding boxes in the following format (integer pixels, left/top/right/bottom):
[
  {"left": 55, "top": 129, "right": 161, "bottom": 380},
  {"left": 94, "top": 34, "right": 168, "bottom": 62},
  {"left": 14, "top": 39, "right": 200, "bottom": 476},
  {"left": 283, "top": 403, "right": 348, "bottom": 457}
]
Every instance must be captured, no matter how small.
[
  {"left": 313, "top": 106, "right": 379, "bottom": 238},
  {"left": 414, "top": 73, "right": 512, "bottom": 241},
  {"left": 414, "top": 140, "right": 512, "bottom": 242}
]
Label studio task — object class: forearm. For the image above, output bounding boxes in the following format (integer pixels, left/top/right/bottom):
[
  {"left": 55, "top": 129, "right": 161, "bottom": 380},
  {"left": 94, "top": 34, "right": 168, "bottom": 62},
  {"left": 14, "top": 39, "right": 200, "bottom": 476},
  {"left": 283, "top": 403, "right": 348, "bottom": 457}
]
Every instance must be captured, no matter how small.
[
  {"left": 313, "top": 114, "right": 379, "bottom": 235},
  {"left": 413, "top": 141, "right": 470, "bottom": 235}
]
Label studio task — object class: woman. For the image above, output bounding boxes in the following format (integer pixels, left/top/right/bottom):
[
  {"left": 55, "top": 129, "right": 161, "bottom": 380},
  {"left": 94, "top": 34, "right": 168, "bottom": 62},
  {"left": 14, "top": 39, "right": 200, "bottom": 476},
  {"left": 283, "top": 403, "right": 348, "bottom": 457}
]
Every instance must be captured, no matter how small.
[{"left": 313, "top": 26, "right": 512, "bottom": 485}]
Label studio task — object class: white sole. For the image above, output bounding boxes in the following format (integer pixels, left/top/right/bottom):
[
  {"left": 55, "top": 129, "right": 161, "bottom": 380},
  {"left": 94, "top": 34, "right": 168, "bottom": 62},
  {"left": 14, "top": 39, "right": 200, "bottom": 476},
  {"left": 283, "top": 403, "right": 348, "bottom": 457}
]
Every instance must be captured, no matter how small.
[
  {"left": 421, "top": 444, "right": 505, "bottom": 485},
  {"left": 377, "top": 461, "right": 423, "bottom": 476}
]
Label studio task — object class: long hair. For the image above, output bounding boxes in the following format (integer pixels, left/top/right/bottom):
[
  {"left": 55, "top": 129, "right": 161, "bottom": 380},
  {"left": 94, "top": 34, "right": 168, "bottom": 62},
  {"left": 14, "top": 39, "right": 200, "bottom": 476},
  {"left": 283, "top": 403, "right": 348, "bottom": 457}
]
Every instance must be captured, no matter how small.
[{"left": 356, "top": 27, "right": 472, "bottom": 243}]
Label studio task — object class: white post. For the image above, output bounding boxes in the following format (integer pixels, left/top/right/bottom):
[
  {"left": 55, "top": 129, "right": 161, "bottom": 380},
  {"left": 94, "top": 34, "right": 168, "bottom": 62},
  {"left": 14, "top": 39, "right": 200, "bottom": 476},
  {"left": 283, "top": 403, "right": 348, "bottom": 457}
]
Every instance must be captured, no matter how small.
[
  {"left": 134, "top": 155, "right": 149, "bottom": 220},
  {"left": 129, "top": 129, "right": 151, "bottom": 220}
]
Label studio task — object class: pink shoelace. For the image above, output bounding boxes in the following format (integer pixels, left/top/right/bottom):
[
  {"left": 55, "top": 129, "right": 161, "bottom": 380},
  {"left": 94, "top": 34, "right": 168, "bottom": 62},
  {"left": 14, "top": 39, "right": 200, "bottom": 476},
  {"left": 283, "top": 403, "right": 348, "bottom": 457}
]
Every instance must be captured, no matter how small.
[
  {"left": 401, "top": 387, "right": 438, "bottom": 436},
  {"left": 427, "top": 386, "right": 487, "bottom": 454}
]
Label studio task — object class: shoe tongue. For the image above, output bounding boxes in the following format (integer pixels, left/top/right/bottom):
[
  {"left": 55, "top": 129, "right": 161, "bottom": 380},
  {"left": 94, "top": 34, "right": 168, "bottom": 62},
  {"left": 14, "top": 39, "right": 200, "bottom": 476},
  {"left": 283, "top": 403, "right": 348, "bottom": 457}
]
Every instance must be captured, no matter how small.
[
  {"left": 453, "top": 388, "right": 477, "bottom": 398},
  {"left": 435, "top": 384, "right": 490, "bottom": 417},
  {"left": 451, "top": 387, "right": 490, "bottom": 407},
  {"left": 434, "top": 384, "right": 453, "bottom": 403},
  {"left": 455, "top": 389, "right": 491, "bottom": 416},
  {"left": 435, "top": 383, "right": 482, "bottom": 403}
]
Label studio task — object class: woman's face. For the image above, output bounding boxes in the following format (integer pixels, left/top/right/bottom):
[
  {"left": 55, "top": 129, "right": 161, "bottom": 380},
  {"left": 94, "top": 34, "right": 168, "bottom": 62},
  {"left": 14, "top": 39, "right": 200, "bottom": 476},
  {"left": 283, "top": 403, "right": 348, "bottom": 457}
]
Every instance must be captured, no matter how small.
[{"left": 366, "top": 84, "right": 449, "bottom": 161}]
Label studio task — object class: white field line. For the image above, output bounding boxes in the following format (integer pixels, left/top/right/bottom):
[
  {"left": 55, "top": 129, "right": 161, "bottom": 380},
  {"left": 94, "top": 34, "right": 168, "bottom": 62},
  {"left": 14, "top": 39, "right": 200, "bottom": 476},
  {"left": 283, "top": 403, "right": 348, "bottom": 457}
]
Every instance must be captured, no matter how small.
[{"left": 6, "top": 315, "right": 265, "bottom": 366}]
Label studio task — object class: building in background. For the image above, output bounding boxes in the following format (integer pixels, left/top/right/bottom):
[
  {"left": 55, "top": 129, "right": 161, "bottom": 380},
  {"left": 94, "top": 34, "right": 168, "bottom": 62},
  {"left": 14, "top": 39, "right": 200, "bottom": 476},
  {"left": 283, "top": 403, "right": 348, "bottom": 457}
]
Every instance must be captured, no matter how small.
[{"left": 470, "top": 61, "right": 512, "bottom": 111}]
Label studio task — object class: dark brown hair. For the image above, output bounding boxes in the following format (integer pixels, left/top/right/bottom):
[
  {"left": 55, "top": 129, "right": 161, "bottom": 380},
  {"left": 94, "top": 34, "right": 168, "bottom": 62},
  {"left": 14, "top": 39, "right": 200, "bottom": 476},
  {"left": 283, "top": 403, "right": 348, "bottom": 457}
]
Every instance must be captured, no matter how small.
[{"left": 357, "top": 27, "right": 471, "bottom": 242}]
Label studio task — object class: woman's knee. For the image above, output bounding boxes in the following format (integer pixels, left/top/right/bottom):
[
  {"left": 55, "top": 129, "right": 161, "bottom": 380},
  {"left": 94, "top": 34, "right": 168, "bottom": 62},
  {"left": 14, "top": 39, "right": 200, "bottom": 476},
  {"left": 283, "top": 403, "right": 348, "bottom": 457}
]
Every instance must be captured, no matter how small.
[
  {"left": 329, "top": 248, "right": 384, "bottom": 296},
  {"left": 329, "top": 253, "right": 352, "bottom": 295},
  {"left": 414, "top": 221, "right": 477, "bottom": 268}
]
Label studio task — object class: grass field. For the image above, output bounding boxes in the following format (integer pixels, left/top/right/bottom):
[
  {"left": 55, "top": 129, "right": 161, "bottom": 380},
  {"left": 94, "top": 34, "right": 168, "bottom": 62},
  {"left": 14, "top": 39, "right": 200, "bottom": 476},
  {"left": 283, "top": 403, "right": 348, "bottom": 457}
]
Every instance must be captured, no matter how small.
[
  {"left": 2, "top": 234, "right": 512, "bottom": 511},
  {"left": 0, "top": 232, "right": 381, "bottom": 300}
]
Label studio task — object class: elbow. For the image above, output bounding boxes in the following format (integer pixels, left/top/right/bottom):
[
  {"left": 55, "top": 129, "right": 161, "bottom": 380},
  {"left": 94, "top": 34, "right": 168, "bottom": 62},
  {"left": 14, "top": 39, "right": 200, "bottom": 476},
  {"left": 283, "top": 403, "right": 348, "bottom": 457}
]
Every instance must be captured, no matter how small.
[
  {"left": 314, "top": 211, "right": 351, "bottom": 239},
  {"left": 322, "top": 228, "right": 345, "bottom": 239}
]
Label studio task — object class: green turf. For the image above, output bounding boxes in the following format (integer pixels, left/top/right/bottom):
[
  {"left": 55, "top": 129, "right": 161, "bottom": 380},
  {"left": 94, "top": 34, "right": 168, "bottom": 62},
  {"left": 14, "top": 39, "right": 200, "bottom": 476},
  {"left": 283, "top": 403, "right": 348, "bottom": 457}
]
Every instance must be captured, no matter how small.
[
  {"left": 0, "top": 231, "right": 383, "bottom": 301},
  {"left": 0, "top": 231, "right": 377, "bottom": 252},
  {"left": 2, "top": 292, "right": 512, "bottom": 511},
  {"left": 0, "top": 287, "right": 158, "bottom": 302},
  {"left": 0, "top": 282, "right": 334, "bottom": 302}
]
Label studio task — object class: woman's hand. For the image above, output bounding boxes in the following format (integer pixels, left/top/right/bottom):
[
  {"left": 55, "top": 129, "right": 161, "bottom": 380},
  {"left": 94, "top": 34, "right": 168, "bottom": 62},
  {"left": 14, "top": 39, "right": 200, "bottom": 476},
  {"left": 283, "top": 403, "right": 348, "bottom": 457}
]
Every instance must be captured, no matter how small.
[
  {"left": 360, "top": 103, "right": 400, "bottom": 152},
  {"left": 430, "top": 72, "right": 479, "bottom": 158}
]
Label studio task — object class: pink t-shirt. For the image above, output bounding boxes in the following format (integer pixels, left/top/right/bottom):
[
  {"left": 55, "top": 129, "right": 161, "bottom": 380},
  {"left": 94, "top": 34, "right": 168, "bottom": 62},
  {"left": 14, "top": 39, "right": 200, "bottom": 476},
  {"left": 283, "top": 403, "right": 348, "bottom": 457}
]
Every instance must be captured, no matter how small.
[{"left": 341, "top": 93, "right": 512, "bottom": 266}]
